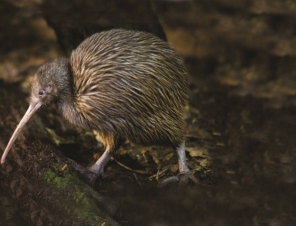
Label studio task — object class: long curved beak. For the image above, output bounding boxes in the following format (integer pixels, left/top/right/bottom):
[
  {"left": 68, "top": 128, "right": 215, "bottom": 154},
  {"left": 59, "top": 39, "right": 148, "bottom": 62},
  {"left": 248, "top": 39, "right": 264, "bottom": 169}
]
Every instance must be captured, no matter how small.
[{"left": 1, "top": 101, "right": 42, "bottom": 164}]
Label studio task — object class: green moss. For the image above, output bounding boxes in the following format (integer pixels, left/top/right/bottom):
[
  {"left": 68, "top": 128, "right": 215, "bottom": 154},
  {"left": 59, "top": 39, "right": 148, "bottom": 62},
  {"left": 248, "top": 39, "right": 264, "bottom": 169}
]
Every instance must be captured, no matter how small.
[
  {"left": 71, "top": 191, "right": 103, "bottom": 219},
  {"left": 42, "top": 165, "right": 113, "bottom": 225}
]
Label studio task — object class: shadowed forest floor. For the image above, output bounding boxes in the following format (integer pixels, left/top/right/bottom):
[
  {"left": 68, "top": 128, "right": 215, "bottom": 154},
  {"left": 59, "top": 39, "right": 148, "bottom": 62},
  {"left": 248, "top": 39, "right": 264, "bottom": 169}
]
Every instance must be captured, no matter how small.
[{"left": 1, "top": 1, "right": 296, "bottom": 225}]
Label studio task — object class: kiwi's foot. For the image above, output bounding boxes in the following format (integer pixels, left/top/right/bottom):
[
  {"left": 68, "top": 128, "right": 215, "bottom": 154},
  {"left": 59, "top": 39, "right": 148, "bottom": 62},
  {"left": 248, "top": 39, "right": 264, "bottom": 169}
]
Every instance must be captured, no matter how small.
[
  {"left": 159, "top": 172, "right": 199, "bottom": 187},
  {"left": 67, "top": 158, "right": 119, "bottom": 215},
  {"left": 67, "top": 158, "right": 100, "bottom": 186}
]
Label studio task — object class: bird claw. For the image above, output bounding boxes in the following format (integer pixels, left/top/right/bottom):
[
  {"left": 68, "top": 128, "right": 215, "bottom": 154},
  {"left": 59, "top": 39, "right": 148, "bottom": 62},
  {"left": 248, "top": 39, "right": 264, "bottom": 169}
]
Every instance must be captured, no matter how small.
[
  {"left": 67, "top": 158, "right": 100, "bottom": 186},
  {"left": 179, "top": 172, "right": 199, "bottom": 184},
  {"left": 159, "top": 172, "right": 199, "bottom": 187},
  {"left": 66, "top": 159, "right": 119, "bottom": 215}
]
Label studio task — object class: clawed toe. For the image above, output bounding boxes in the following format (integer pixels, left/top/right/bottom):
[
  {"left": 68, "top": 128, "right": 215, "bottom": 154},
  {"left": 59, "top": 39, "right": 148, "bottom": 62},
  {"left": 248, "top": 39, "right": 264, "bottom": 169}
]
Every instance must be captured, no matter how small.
[
  {"left": 159, "top": 172, "right": 199, "bottom": 187},
  {"left": 179, "top": 172, "right": 199, "bottom": 184},
  {"left": 67, "top": 158, "right": 100, "bottom": 186}
]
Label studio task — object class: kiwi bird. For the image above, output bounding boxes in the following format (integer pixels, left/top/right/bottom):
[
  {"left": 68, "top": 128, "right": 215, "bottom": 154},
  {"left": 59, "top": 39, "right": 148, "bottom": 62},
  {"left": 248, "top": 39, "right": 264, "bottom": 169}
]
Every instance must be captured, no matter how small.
[{"left": 1, "top": 29, "right": 198, "bottom": 184}]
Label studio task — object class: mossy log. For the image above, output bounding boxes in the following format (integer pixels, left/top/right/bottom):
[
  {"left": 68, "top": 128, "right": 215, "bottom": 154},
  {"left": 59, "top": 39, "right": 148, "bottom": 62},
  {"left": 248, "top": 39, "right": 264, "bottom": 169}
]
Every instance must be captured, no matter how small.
[{"left": 0, "top": 83, "right": 119, "bottom": 226}]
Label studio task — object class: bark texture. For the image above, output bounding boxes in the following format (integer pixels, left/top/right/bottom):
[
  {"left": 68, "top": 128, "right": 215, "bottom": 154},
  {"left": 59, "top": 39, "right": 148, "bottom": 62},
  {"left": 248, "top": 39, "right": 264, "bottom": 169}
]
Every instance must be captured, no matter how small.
[{"left": 0, "top": 83, "right": 119, "bottom": 226}]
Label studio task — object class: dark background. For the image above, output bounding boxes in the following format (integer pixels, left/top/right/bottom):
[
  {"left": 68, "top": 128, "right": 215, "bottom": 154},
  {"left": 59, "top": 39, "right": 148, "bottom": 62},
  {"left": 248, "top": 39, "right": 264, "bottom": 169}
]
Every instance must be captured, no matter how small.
[{"left": 1, "top": 0, "right": 296, "bottom": 225}]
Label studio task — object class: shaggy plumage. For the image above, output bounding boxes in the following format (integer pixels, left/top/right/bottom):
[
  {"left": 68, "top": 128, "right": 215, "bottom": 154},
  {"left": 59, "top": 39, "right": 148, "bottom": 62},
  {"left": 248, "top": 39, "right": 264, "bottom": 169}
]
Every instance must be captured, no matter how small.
[{"left": 2, "top": 29, "right": 198, "bottom": 184}]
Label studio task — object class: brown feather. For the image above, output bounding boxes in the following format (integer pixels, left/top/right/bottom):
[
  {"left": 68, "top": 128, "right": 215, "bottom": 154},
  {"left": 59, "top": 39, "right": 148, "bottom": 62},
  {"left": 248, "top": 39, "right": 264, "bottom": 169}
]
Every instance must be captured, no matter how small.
[{"left": 66, "top": 29, "right": 188, "bottom": 148}]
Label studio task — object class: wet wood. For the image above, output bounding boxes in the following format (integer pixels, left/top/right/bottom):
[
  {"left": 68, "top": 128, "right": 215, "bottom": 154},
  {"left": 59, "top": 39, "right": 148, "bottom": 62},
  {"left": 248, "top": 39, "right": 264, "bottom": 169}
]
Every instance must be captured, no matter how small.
[{"left": 0, "top": 83, "right": 119, "bottom": 226}]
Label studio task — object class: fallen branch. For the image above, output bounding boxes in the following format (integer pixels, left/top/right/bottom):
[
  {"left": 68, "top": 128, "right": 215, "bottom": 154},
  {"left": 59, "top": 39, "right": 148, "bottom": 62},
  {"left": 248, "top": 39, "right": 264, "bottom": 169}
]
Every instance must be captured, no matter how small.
[{"left": 0, "top": 83, "right": 119, "bottom": 226}]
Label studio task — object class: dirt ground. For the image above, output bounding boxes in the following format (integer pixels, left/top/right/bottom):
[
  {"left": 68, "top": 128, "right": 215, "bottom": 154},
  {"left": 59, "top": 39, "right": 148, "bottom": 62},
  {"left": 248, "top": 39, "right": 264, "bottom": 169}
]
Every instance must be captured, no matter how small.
[{"left": 1, "top": 1, "right": 296, "bottom": 225}]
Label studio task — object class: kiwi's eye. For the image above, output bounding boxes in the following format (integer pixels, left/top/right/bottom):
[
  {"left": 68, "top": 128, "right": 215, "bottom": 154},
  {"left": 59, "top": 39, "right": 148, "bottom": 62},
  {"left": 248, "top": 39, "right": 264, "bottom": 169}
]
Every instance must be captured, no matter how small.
[{"left": 39, "top": 90, "right": 45, "bottom": 96}]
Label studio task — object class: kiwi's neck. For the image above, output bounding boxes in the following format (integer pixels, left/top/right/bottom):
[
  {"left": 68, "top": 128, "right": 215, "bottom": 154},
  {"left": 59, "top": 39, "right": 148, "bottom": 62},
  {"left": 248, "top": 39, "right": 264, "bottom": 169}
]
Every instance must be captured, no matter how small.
[
  {"left": 56, "top": 59, "right": 89, "bottom": 130},
  {"left": 59, "top": 97, "right": 88, "bottom": 129}
]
